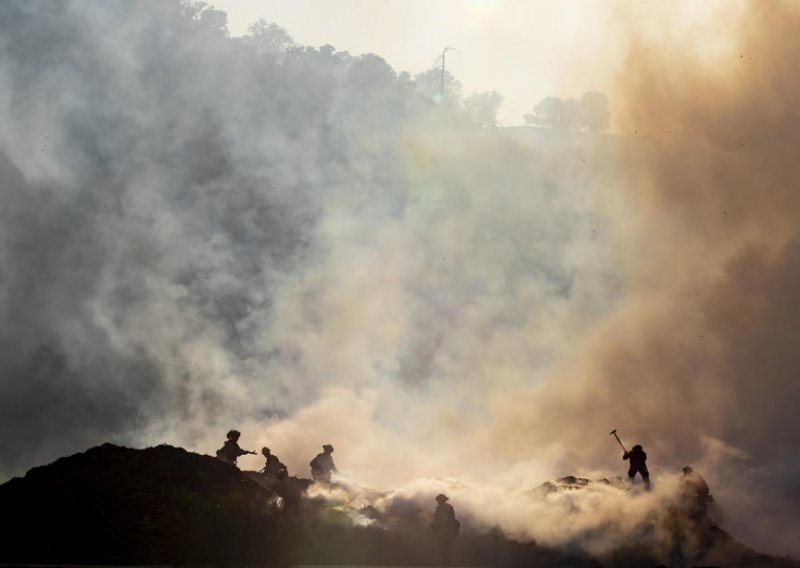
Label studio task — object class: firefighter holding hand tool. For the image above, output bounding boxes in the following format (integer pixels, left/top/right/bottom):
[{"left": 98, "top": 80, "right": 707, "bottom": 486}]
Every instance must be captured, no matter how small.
[{"left": 610, "top": 429, "right": 651, "bottom": 490}]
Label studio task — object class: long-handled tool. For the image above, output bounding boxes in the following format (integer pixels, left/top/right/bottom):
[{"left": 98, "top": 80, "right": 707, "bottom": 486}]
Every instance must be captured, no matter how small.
[{"left": 609, "top": 429, "right": 627, "bottom": 453}]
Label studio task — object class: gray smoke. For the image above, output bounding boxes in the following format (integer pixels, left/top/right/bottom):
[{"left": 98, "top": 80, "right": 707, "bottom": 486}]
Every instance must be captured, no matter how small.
[{"left": 0, "top": 0, "right": 613, "bottom": 485}]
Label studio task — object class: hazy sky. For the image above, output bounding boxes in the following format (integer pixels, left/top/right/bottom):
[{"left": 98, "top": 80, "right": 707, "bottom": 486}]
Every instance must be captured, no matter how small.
[
  {"left": 211, "top": 0, "right": 742, "bottom": 126},
  {"left": 211, "top": 0, "right": 626, "bottom": 125}
]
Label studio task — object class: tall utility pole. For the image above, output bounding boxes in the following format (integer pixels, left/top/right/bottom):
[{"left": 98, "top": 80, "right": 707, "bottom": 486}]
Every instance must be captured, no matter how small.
[{"left": 440, "top": 47, "right": 457, "bottom": 99}]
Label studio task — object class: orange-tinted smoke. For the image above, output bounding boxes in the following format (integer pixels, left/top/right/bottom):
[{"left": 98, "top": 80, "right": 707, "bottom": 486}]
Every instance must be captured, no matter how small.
[{"left": 484, "top": 0, "right": 800, "bottom": 554}]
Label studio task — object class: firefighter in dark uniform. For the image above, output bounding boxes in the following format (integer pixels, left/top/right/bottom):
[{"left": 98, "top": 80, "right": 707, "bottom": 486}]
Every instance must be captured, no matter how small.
[
  {"left": 623, "top": 444, "right": 651, "bottom": 490},
  {"left": 260, "top": 447, "right": 288, "bottom": 479},
  {"left": 431, "top": 493, "right": 460, "bottom": 566},
  {"left": 215, "top": 429, "right": 255, "bottom": 466},
  {"left": 309, "top": 444, "right": 337, "bottom": 483}
]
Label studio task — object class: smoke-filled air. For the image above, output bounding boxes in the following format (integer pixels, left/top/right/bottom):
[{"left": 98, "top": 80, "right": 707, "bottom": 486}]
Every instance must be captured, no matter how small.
[{"left": 1, "top": 0, "right": 799, "bottom": 560}]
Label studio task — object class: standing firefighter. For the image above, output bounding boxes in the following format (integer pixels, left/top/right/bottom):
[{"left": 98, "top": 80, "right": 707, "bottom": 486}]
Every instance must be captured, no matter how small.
[
  {"left": 623, "top": 444, "right": 651, "bottom": 490},
  {"left": 215, "top": 429, "right": 256, "bottom": 466},
  {"left": 309, "top": 444, "right": 337, "bottom": 483},
  {"left": 431, "top": 493, "right": 460, "bottom": 566}
]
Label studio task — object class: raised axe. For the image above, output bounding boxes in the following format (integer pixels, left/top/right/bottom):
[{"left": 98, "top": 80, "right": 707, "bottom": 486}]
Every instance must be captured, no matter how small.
[{"left": 609, "top": 429, "right": 627, "bottom": 453}]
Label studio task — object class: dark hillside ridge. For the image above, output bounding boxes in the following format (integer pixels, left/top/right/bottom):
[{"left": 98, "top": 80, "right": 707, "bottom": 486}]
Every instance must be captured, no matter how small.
[
  {"left": 0, "top": 443, "right": 279, "bottom": 565},
  {"left": 1, "top": 444, "right": 798, "bottom": 567}
]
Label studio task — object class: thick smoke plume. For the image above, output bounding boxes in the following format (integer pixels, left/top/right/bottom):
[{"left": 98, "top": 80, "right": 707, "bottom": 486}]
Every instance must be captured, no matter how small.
[
  {"left": 0, "top": 0, "right": 614, "bottom": 484},
  {"left": 616, "top": 0, "right": 800, "bottom": 554},
  {"left": 1, "top": 0, "right": 798, "bottom": 559},
  {"left": 483, "top": 0, "right": 800, "bottom": 555}
]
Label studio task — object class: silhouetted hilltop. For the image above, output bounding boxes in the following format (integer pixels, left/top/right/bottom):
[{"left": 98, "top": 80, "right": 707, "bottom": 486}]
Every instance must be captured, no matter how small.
[
  {"left": 1, "top": 445, "right": 798, "bottom": 567},
  {"left": 0, "top": 443, "right": 280, "bottom": 565}
]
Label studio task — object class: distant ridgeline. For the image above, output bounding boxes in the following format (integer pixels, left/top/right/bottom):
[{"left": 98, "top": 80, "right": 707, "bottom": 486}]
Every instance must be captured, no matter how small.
[{"left": 0, "top": 444, "right": 798, "bottom": 567}]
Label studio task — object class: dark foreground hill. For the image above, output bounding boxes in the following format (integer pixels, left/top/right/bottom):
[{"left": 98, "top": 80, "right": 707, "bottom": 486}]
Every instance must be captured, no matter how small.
[
  {"left": 1, "top": 444, "right": 798, "bottom": 567},
  {"left": 0, "top": 443, "right": 280, "bottom": 565},
  {"left": 0, "top": 443, "right": 595, "bottom": 567}
]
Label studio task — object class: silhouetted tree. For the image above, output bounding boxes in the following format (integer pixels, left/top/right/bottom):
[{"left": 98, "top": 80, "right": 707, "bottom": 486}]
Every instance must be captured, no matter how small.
[
  {"left": 524, "top": 91, "right": 610, "bottom": 132},
  {"left": 524, "top": 96, "right": 570, "bottom": 129}
]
